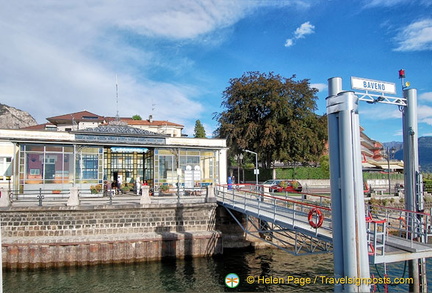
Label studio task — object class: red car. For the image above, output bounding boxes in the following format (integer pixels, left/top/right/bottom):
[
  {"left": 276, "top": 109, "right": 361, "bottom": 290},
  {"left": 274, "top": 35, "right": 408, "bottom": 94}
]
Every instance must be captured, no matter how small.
[{"left": 269, "top": 180, "right": 302, "bottom": 193}]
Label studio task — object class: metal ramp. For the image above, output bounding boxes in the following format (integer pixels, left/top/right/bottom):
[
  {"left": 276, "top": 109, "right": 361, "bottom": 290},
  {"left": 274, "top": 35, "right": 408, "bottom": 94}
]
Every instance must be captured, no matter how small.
[
  {"left": 217, "top": 184, "right": 333, "bottom": 255},
  {"left": 216, "top": 184, "right": 432, "bottom": 264},
  {"left": 365, "top": 204, "right": 432, "bottom": 264}
]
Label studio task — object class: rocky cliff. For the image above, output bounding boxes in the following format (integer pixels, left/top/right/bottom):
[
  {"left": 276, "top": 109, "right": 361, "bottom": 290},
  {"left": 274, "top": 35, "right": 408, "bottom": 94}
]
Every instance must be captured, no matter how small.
[{"left": 0, "top": 103, "right": 37, "bottom": 129}]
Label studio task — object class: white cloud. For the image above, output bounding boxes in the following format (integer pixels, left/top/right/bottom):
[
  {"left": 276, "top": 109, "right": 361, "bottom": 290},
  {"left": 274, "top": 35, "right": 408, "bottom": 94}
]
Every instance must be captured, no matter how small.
[
  {"left": 418, "top": 105, "right": 432, "bottom": 125},
  {"left": 294, "top": 21, "right": 315, "bottom": 38},
  {"left": 419, "top": 92, "right": 432, "bottom": 102},
  {"left": 363, "top": 0, "right": 408, "bottom": 8},
  {"left": 311, "top": 83, "right": 327, "bottom": 92},
  {"left": 394, "top": 19, "right": 432, "bottom": 51},
  {"left": 0, "top": 0, "right": 316, "bottom": 126},
  {"left": 284, "top": 21, "right": 315, "bottom": 48},
  {"left": 284, "top": 39, "right": 294, "bottom": 47},
  {"left": 0, "top": 1, "right": 259, "bottom": 124}
]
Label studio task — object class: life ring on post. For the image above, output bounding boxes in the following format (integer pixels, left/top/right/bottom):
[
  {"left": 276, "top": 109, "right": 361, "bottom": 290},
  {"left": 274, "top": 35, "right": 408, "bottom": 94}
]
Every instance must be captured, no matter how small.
[{"left": 308, "top": 208, "right": 324, "bottom": 228}]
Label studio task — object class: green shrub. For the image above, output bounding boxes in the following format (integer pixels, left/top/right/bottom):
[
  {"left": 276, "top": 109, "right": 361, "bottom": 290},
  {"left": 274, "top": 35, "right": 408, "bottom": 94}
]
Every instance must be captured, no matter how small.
[
  {"left": 90, "top": 184, "right": 102, "bottom": 194},
  {"left": 424, "top": 179, "right": 432, "bottom": 193}
]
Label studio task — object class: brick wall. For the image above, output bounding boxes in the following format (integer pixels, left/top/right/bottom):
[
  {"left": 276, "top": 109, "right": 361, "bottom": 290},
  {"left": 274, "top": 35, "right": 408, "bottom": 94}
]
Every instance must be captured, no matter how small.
[{"left": 1, "top": 203, "right": 222, "bottom": 268}]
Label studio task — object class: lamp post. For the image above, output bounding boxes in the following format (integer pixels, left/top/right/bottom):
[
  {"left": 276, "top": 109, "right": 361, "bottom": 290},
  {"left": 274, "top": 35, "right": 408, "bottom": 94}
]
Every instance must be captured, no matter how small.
[
  {"left": 385, "top": 147, "right": 396, "bottom": 195},
  {"left": 234, "top": 154, "right": 243, "bottom": 184},
  {"left": 244, "top": 149, "right": 258, "bottom": 186}
]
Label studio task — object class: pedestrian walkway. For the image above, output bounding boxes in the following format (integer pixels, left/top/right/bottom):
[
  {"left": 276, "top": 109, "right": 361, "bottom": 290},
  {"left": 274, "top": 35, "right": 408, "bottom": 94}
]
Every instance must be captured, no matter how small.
[{"left": 215, "top": 183, "right": 432, "bottom": 264}]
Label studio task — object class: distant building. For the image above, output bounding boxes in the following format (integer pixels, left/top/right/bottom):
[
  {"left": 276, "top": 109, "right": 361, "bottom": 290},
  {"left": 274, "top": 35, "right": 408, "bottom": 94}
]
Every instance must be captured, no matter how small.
[
  {"left": 360, "top": 127, "right": 403, "bottom": 172},
  {"left": 23, "top": 110, "right": 185, "bottom": 137}
]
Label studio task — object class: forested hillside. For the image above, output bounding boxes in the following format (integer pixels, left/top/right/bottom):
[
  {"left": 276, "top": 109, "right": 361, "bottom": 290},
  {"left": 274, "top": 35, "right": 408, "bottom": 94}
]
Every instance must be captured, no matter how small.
[{"left": 392, "top": 136, "right": 432, "bottom": 172}]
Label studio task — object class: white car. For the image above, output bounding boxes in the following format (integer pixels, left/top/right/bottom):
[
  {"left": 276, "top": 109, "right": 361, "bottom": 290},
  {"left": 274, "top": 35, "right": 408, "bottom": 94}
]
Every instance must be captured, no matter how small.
[{"left": 261, "top": 179, "right": 282, "bottom": 192}]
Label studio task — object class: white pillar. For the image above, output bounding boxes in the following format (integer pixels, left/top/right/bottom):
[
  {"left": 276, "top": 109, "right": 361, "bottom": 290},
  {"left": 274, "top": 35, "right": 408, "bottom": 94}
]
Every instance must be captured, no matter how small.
[
  {"left": 67, "top": 187, "right": 80, "bottom": 206},
  {"left": 218, "top": 148, "right": 228, "bottom": 184},
  {"left": 0, "top": 188, "right": 10, "bottom": 207},
  {"left": 140, "top": 185, "right": 151, "bottom": 204}
]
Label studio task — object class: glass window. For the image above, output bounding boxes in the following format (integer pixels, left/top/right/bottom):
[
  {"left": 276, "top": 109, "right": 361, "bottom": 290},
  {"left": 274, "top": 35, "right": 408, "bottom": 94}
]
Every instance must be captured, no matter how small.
[
  {"left": 0, "top": 156, "right": 13, "bottom": 178},
  {"left": 25, "top": 145, "right": 44, "bottom": 152},
  {"left": 45, "top": 145, "right": 63, "bottom": 152},
  {"left": 76, "top": 147, "right": 103, "bottom": 183}
]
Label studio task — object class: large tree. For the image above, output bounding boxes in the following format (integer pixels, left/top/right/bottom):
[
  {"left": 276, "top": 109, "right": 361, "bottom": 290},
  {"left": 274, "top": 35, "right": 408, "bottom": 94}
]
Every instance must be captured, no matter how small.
[
  {"left": 214, "top": 71, "right": 327, "bottom": 168},
  {"left": 194, "top": 120, "right": 206, "bottom": 138}
]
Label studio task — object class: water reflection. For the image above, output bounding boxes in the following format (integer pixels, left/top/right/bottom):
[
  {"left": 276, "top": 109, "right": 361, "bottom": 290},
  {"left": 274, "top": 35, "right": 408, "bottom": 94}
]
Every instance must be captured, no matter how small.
[{"left": 3, "top": 247, "right": 420, "bottom": 292}]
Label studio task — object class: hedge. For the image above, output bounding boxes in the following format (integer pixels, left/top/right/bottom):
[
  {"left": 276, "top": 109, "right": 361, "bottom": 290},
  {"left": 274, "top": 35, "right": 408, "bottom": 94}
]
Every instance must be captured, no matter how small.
[{"left": 240, "top": 167, "right": 410, "bottom": 182}]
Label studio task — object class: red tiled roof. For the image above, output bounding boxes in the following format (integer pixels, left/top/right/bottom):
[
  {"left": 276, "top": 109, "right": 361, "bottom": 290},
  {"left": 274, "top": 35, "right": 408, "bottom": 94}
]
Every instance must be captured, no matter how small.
[
  {"left": 105, "top": 117, "right": 183, "bottom": 128},
  {"left": 20, "top": 123, "right": 56, "bottom": 130},
  {"left": 47, "top": 110, "right": 105, "bottom": 124}
]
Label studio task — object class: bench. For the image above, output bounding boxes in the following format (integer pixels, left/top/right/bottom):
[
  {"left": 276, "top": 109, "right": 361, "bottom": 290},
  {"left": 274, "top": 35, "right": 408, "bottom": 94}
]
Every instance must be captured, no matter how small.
[{"left": 372, "top": 188, "right": 386, "bottom": 195}]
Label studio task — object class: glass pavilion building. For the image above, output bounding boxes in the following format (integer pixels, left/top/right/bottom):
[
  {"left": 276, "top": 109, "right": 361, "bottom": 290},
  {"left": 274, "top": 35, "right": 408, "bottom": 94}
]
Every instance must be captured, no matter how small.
[{"left": 0, "top": 123, "right": 227, "bottom": 196}]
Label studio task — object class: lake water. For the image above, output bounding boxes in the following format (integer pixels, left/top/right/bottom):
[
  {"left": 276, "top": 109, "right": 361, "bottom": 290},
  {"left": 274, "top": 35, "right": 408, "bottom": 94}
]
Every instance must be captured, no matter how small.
[{"left": 2, "top": 247, "right": 422, "bottom": 292}]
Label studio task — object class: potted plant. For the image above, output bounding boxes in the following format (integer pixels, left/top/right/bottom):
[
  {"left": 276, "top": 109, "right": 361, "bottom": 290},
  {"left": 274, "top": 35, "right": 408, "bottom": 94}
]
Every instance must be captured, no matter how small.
[
  {"left": 159, "top": 184, "right": 171, "bottom": 194},
  {"left": 90, "top": 184, "right": 102, "bottom": 194},
  {"left": 121, "top": 184, "right": 130, "bottom": 194}
]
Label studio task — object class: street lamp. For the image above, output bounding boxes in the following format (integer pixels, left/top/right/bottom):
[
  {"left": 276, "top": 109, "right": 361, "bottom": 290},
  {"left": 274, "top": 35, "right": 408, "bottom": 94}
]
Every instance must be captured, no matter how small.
[
  {"left": 234, "top": 154, "right": 243, "bottom": 184},
  {"left": 244, "top": 149, "right": 258, "bottom": 186},
  {"left": 384, "top": 147, "right": 396, "bottom": 195}
]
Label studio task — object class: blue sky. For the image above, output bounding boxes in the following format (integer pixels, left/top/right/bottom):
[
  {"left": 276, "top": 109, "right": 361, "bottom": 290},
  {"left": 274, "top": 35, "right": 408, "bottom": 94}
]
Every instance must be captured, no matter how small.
[{"left": 1, "top": 0, "right": 431, "bottom": 143}]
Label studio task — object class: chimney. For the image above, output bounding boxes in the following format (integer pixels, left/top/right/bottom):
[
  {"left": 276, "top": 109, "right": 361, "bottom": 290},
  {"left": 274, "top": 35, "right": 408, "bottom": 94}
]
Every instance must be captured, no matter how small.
[{"left": 148, "top": 115, "right": 153, "bottom": 123}]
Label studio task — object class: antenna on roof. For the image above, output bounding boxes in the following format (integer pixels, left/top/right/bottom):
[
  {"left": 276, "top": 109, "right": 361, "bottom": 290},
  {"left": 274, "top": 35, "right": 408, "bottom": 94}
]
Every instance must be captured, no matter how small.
[
  {"left": 71, "top": 114, "right": 78, "bottom": 130},
  {"left": 151, "top": 98, "right": 156, "bottom": 115},
  {"left": 115, "top": 75, "right": 119, "bottom": 121}
]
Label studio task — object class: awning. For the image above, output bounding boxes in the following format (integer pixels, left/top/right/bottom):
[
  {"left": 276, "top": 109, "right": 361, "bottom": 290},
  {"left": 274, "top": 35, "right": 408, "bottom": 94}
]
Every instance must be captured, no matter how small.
[
  {"left": 362, "top": 162, "right": 377, "bottom": 168},
  {"left": 388, "top": 164, "right": 404, "bottom": 170},
  {"left": 376, "top": 164, "right": 404, "bottom": 170}
]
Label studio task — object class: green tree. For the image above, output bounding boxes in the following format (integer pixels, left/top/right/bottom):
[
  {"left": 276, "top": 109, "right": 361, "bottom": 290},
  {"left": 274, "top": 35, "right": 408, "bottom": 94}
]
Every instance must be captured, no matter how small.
[
  {"left": 319, "top": 155, "right": 330, "bottom": 178},
  {"left": 214, "top": 71, "right": 327, "bottom": 168},
  {"left": 194, "top": 120, "right": 206, "bottom": 138},
  {"left": 132, "top": 115, "right": 142, "bottom": 120}
]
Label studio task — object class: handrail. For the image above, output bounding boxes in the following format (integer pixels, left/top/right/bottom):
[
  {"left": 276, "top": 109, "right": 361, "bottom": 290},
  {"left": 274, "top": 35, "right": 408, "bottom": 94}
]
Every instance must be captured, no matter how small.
[
  {"left": 218, "top": 184, "right": 331, "bottom": 211},
  {"left": 216, "top": 184, "right": 432, "bottom": 258}
]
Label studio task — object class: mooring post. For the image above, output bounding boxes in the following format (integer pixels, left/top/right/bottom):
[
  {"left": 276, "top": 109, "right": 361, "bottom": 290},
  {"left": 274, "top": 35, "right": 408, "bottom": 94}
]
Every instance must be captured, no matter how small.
[
  {"left": 403, "top": 87, "right": 427, "bottom": 292},
  {"left": 327, "top": 77, "right": 370, "bottom": 292}
]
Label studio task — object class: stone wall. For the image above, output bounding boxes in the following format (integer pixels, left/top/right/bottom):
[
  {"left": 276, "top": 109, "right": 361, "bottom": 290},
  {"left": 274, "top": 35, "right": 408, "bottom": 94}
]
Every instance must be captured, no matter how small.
[{"left": 1, "top": 203, "right": 222, "bottom": 268}]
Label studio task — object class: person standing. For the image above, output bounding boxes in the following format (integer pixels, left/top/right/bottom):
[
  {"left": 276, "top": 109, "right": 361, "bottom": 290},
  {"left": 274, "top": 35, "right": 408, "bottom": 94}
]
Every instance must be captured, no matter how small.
[
  {"left": 136, "top": 178, "right": 141, "bottom": 195},
  {"left": 227, "top": 176, "right": 233, "bottom": 190}
]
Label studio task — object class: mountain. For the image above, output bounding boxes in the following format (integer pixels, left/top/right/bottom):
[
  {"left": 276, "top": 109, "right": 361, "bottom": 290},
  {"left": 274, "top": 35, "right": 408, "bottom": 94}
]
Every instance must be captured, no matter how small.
[
  {"left": 0, "top": 103, "right": 37, "bottom": 129},
  {"left": 384, "top": 137, "right": 432, "bottom": 172},
  {"left": 418, "top": 137, "right": 432, "bottom": 172}
]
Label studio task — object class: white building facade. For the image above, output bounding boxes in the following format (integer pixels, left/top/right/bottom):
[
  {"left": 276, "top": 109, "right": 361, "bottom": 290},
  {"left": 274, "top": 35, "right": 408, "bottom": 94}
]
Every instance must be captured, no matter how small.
[{"left": 0, "top": 124, "right": 227, "bottom": 196}]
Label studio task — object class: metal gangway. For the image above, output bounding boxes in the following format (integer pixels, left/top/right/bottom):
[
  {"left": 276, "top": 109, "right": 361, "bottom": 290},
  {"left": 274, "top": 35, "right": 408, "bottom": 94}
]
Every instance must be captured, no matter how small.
[{"left": 216, "top": 183, "right": 432, "bottom": 264}]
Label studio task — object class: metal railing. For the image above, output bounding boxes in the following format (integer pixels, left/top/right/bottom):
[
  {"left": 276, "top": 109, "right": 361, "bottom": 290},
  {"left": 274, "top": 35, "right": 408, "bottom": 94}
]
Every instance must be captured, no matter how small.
[
  {"left": 216, "top": 184, "right": 333, "bottom": 236},
  {"left": 3, "top": 186, "right": 210, "bottom": 207},
  {"left": 217, "top": 184, "right": 432, "bottom": 260}
]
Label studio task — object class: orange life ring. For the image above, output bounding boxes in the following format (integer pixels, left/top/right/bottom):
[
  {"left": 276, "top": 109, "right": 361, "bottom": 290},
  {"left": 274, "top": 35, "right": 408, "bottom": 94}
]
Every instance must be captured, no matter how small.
[{"left": 308, "top": 208, "right": 324, "bottom": 228}]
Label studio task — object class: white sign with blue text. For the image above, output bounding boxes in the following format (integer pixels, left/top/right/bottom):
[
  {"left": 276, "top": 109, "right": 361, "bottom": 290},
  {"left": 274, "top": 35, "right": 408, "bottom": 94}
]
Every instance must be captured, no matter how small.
[{"left": 351, "top": 76, "right": 396, "bottom": 95}]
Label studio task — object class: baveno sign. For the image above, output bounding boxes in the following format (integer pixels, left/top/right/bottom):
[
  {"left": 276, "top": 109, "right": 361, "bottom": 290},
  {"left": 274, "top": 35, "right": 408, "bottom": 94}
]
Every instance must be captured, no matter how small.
[{"left": 350, "top": 76, "right": 396, "bottom": 95}]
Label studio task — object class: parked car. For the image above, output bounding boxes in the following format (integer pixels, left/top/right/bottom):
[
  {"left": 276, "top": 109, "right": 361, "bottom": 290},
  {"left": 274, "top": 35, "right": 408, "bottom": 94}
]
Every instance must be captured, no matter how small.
[
  {"left": 269, "top": 180, "right": 302, "bottom": 193},
  {"left": 261, "top": 179, "right": 282, "bottom": 192}
]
